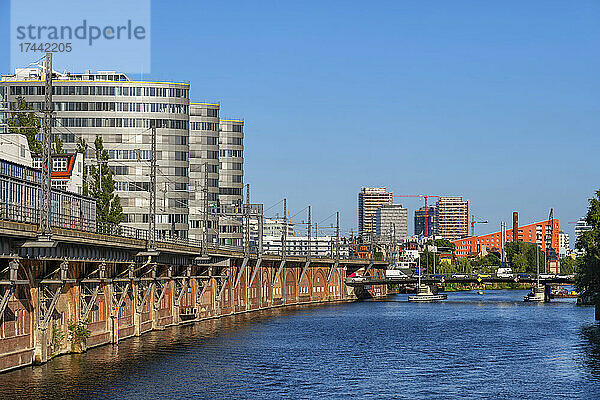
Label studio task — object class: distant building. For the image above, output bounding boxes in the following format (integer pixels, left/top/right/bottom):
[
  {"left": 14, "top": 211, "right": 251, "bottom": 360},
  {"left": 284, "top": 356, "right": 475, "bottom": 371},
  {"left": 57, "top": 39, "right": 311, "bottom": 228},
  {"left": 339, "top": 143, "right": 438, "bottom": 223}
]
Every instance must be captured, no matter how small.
[
  {"left": 436, "top": 196, "right": 469, "bottom": 240},
  {"left": 358, "top": 187, "right": 393, "bottom": 239},
  {"left": 414, "top": 206, "right": 437, "bottom": 237},
  {"left": 453, "top": 218, "right": 559, "bottom": 258},
  {"left": 262, "top": 218, "right": 294, "bottom": 237},
  {"left": 574, "top": 217, "right": 592, "bottom": 240},
  {"left": 263, "top": 235, "right": 347, "bottom": 257},
  {"left": 558, "top": 231, "right": 570, "bottom": 257},
  {"left": 375, "top": 204, "right": 407, "bottom": 241}
]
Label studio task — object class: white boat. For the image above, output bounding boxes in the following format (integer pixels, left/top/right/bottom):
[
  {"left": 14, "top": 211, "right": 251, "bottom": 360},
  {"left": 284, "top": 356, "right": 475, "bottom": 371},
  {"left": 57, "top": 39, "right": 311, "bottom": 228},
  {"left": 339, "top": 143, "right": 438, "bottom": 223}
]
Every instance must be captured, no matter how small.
[
  {"left": 523, "top": 245, "right": 546, "bottom": 302},
  {"left": 524, "top": 286, "right": 545, "bottom": 302},
  {"left": 408, "top": 284, "right": 447, "bottom": 302}
]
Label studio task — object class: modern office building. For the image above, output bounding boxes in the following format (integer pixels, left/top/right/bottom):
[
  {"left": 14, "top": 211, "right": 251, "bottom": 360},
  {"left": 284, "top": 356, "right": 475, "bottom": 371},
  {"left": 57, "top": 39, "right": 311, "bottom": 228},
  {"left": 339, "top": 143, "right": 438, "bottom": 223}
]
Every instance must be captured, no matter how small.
[
  {"left": 453, "top": 218, "right": 560, "bottom": 258},
  {"left": 188, "top": 103, "right": 220, "bottom": 244},
  {"left": 414, "top": 206, "right": 437, "bottom": 237},
  {"left": 375, "top": 204, "right": 407, "bottom": 241},
  {"left": 358, "top": 187, "right": 393, "bottom": 239},
  {"left": 435, "top": 196, "right": 469, "bottom": 240},
  {"left": 218, "top": 119, "right": 244, "bottom": 247},
  {"left": 1, "top": 67, "right": 191, "bottom": 238}
]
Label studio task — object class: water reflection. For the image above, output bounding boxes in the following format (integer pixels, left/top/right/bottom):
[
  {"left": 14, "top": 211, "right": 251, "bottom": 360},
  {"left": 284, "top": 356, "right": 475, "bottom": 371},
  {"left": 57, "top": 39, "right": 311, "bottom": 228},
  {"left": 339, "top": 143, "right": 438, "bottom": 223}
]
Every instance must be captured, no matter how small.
[
  {"left": 1, "top": 295, "right": 599, "bottom": 400},
  {"left": 580, "top": 323, "right": 600, "bottom": 379}
]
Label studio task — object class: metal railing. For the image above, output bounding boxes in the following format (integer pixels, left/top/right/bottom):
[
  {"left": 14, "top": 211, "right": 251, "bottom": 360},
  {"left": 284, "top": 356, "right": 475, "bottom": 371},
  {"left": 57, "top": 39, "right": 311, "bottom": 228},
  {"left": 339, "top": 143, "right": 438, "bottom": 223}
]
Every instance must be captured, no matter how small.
[{"left": 0, "top": 200, "right": 212, "bottom": 250}]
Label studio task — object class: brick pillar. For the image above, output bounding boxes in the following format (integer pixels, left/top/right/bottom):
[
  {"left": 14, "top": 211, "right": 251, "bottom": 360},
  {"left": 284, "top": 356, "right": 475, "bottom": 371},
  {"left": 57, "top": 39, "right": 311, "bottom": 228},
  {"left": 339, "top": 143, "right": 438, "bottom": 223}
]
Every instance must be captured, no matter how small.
[
  {"left": 171, "top": 279, "right": 180, "bottom": 325},
  {"left": 31, "top": 285, "right": 48, "bottom": 364},
  {"left": 107, "top": 283, "right": 119, "bottom": 344},
  {"left": 132, "top": 281, "right": 141, "bottom": 336}
]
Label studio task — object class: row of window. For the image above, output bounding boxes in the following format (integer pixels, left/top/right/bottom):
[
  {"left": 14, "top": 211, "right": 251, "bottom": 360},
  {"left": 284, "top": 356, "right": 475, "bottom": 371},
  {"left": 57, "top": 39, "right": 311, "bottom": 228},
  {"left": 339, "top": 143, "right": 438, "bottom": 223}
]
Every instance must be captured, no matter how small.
[
  {"left": 56, "top": 117, "right": 188, "bottom": 130},
  {"left": 219, "top": 187, "right": 243, "bottom": 196},
  {"left": 219, "top": 149, "right": 243, "bottom": 158},
  {"left": 190, "top": 121, "right": 219, "bottom": 131},
  {"left": 189, "top": 220, "right": 217, "bottom": 229},
  {"left": 23, "top": 101, "right": 188, "bottom": 114},
  {"left": 107, "top": 149, "right": 152, "bottom": 160},
  {"left": 224, "top": 124, "right": 243, "bottom": 133},
  {"left": 9, "top": 85, "right": 189, "bottom": 98},
  {"left": 122, "top": 213, "right": 190, "bottom": 224},
  {"left": 221, "top": 162, "right": 243, "bottom": 171}
]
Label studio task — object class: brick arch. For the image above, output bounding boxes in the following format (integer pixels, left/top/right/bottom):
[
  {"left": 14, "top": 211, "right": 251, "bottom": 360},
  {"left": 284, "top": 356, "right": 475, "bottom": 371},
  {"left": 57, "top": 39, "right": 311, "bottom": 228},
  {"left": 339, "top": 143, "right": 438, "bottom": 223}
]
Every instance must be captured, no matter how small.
[
  {"left": 262, "top": 270, "right": 271, "bottom": 303},
  {"left": 284, "top": 270, "right": 297, "bottom": 302},
  {"left": 328, "top": 269, "right": 341, "bottom": 299},
  {"left": 313, "top": 269, "right": 326, "bottom": 300},
  {"left": 298, "top": 266, "right": 311, "bottom": 299}
]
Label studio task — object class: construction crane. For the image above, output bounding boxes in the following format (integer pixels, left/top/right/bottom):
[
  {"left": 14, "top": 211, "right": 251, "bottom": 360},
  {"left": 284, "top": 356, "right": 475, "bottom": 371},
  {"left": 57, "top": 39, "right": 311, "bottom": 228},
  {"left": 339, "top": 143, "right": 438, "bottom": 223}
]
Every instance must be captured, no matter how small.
[
  {"left": 471, "top": 215, "right": 488, "bottom": 236},
  {"left": 394, "top": 194, "right": 443, "bottom": 237}
]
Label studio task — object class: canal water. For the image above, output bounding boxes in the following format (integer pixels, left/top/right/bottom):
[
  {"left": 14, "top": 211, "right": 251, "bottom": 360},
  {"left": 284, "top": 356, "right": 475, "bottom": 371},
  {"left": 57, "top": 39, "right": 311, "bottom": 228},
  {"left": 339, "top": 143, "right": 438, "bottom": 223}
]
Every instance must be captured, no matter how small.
[{"left": 2, "top": 290, "right": 600, "bottom": 399}]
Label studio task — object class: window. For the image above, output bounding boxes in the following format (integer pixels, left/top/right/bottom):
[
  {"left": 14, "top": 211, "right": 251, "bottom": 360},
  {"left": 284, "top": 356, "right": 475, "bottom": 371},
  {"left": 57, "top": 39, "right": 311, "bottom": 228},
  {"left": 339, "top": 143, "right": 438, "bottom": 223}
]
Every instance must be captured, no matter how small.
[
  {"left": 174, "top": 167, "right": 188, "bottom": 177},
  {"left": 52, "top": 158, "right": 68, "bottom": 172},
  {"left": 112, "top": 166, "right": 129, "bottom": 175},
  {"left": 174, "top": 151, "right": 188, "bottom": 161}
]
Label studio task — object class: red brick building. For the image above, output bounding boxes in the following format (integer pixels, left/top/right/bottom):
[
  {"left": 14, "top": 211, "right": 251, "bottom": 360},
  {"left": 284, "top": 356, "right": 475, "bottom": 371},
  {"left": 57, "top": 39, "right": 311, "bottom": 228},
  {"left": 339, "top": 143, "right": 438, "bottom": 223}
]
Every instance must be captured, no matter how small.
[{"left": 453, "top": 219, "right": 559, "bottom": 258}]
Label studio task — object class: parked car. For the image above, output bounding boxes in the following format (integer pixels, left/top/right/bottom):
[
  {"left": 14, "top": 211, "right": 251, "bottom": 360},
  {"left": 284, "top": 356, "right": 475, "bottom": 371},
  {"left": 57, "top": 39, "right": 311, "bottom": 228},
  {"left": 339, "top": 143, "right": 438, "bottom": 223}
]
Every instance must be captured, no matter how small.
[{"left": 517, "top": 273, "right": 533, "bottom": 280}]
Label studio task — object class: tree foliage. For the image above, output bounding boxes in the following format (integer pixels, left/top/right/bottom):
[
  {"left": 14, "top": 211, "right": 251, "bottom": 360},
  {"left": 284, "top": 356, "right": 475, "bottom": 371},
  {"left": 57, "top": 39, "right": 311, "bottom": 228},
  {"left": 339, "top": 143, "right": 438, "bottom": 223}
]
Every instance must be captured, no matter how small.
[
  {"left": 575, "top": 190, "right": 600, "bottom": 305},
  {"left": 7, "top": 95, "right": 42, "bottom": 154},
  {"left": 560, "top": 256, "right": 577, "bottom": 274},
  {"left": 54, "top": 136, "right": 64, "bottom": 154},
  {"left": 505, "top": 241, "right": 545, "bottom": 273},
  {"left": 88, "top": 136, "right": 123, "bottom": 225}
]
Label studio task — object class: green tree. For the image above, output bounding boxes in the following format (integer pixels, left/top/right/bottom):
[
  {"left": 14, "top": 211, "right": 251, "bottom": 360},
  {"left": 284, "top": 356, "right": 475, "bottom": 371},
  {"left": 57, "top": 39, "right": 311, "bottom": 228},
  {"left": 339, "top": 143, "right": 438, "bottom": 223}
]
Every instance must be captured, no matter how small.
[
  {"left": 54, "top": 136, "right": 64, "bottom": 154},
  {"left": 505, "top": 241, "right": 545, "bottom": 273},
  {"left": 89, "top": 136, "right": 123, "bottom": 225},
  {"left": 511, "top": 253, "right": 528, "bottom": 273},
  {"left": 575, "top": 190, "right": 600, "bottom": 319},
  {"left": 560, "top": 256, "right": 577, "bottom": 275},
  {"left": 7, "top": 95, "right": 42, "bottom": 154}
]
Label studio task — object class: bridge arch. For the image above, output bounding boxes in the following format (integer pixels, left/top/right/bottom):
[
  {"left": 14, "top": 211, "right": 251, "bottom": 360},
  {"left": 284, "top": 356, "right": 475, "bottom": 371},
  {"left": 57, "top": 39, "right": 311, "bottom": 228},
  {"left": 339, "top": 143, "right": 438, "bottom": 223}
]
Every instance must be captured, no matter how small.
[
  {"left": 284, "top": 270, "right": 297, "bottom": 302},
  {"left": 313, "top": 269, "right": 326, "bottom": 301}
]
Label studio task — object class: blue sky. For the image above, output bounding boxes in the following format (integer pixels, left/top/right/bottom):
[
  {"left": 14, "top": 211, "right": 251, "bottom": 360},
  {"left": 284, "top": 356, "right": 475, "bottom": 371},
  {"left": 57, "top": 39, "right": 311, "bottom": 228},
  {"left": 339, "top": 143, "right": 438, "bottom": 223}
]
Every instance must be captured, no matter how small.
[{"left": 1, "top": 0, "right": 598, "bottom": 242}]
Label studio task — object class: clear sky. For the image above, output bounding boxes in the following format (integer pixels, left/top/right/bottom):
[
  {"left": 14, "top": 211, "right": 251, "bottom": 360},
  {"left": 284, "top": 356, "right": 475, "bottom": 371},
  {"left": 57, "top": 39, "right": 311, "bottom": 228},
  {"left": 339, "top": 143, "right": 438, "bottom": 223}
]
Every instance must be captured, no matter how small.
[{"left": 1, "top": 0, "right": 598, "bottom": 242}]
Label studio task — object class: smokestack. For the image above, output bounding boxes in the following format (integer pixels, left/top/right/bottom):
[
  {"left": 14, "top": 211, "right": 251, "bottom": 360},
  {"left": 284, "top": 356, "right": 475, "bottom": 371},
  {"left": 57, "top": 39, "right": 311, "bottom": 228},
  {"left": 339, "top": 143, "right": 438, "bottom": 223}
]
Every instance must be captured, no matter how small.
[{"left": 512, "top": 212, "right": 519, "bottom": 242}]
